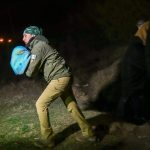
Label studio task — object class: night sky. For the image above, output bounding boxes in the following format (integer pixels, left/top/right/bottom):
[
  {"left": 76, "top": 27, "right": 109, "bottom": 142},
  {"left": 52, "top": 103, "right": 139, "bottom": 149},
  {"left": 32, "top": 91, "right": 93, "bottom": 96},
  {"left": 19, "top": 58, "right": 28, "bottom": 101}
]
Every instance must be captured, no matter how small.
[
  {"left": 0, "top": 0, "right": 79, "bottom": 37},
  {"left": 1, "top": 0, "right": 150, "bottom": 42}
]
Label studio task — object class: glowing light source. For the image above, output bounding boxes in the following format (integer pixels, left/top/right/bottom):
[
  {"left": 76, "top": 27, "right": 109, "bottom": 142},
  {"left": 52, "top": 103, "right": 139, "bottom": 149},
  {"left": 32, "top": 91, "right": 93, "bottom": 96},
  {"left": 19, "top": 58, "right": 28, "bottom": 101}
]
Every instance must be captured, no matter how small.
[
  {"left": 0, "top": 38, "right": 4, "bottom": 43},
  {"left": 8, "top": 39, "right": 12, "bottom": 43},
  {"left": 0, "top": 37, "right": 13, "bottom": 44}
]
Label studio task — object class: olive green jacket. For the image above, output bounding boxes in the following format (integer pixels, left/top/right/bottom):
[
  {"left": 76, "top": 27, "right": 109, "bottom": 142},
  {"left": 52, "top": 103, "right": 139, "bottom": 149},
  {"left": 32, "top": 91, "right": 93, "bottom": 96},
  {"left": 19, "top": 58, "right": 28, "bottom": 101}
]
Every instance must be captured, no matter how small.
[{"left": 26, "top": 35, "right": 71, "bottom": 83}]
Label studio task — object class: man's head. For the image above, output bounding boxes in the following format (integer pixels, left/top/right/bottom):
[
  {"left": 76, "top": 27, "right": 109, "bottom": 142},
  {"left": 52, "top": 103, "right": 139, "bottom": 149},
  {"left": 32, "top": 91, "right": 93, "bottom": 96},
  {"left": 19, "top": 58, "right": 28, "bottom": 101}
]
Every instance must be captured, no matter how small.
[
  {"left": 135, "top": 21, "right": 150, "bottom": 45},
  {"left": 23, "top": 26, "right": 43, "bottom": 45},
  {"left": 136, "top": 20, "right": 145, "bottom": 29},
  {"left": 23, "top": 26, "right": 42, "bottom": 36}
]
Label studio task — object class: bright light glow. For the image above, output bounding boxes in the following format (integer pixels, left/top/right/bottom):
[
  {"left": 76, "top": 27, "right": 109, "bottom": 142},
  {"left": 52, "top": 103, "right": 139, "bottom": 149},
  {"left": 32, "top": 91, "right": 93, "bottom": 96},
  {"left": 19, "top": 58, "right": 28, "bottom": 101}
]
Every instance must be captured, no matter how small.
[
  {"left": 0, "top": 37, "right": 13, "bottom": 44},
  {"left": 0, "top": 38, "right": 4, "bottom": 43},
  {"left": 8, "top": 39, "right": 12, "bottom": 43}
]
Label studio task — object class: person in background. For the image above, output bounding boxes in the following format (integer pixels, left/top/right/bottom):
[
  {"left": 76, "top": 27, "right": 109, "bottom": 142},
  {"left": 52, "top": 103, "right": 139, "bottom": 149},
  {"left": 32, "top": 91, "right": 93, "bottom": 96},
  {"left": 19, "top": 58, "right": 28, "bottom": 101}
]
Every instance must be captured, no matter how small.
[
  {"left": 22, "top": 26, "right": 96, "bottom": 148},
  {"left": 136, "top": 19, "right": 145, "bottom": 29},
  {"left": 117, "top": 21, "right": 150, "bottom": 124}
]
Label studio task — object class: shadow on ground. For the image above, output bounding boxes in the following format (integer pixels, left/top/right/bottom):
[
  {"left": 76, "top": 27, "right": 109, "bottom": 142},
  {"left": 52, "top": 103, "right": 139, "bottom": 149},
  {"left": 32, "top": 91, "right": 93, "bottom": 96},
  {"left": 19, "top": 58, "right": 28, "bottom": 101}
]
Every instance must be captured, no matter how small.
[
  {"left": 53, "top": 113, "right": 123, "bottom": 150},
  {"left": 0, "top": 113, "right": 120, "bottom": 150},
  {"left": 0, "top": 140, "right": 38, "bottom": 150},
  {"left": 1, "top": 113, "right": 150, "bottom": 150},
  {"left": 54, "top": 112, "right": 150, "bottom": 150}
]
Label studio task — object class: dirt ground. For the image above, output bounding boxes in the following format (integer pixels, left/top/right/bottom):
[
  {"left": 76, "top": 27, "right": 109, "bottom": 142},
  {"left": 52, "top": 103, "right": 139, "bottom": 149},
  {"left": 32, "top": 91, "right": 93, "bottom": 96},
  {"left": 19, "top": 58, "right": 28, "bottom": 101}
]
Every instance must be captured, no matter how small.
[
  {"left": 0, "top": 80, "right": 150, "bottom": 150},
  {"left": 39, "top": 111, "right": 149, "bottom": 150}
]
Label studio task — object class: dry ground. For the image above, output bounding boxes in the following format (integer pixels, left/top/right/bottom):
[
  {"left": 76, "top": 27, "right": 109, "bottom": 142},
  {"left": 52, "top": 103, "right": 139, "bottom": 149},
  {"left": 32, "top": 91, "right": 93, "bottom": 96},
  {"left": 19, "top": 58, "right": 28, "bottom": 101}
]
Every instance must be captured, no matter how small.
[{"left": 0, "top": 80, "right": 150, "bottom": 150}]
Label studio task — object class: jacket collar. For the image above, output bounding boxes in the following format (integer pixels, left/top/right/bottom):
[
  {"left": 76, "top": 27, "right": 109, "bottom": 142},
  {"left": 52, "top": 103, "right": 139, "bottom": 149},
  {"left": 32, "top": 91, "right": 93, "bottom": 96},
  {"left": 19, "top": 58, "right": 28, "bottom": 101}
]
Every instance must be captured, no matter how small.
[{"left": 26, "top": 35, "right": 49, "bottom": 49}]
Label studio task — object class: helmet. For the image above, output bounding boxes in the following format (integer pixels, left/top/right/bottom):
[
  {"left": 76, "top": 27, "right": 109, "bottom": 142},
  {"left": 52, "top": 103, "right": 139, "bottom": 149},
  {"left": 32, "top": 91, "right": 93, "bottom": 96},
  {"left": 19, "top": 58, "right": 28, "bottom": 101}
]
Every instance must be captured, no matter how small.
[{"left": 23, "top": 26, "right": 43, "bottom": 35}]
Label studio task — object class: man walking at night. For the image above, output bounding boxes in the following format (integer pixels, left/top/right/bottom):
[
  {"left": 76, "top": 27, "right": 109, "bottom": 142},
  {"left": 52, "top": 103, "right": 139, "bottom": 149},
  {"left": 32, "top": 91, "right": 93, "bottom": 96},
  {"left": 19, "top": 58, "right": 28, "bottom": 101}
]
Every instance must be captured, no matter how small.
[
  {"left": 22, "top": 26, "right": 96, "bottom": 148},
  {"left": 117, "top": 21, "right": 150, "bottom": 124}
]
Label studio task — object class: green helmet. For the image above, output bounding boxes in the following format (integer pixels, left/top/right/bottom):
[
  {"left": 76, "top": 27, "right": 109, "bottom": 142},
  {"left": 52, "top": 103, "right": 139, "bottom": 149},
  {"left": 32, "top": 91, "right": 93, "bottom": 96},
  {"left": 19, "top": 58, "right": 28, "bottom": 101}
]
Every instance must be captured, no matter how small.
[{"left": 23, "top": 26, "right": 43, "bottom": 35}]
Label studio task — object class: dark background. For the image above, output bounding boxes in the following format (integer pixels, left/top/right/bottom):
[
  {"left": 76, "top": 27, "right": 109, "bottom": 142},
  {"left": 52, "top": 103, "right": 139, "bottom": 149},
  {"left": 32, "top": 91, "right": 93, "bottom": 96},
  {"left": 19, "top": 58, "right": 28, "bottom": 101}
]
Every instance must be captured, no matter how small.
[
  {"left": 1, "top": 0, "right": 150, "bottom": 42},
  {"left": 0, "top": 0, "right": 150, "bottom": 82}
]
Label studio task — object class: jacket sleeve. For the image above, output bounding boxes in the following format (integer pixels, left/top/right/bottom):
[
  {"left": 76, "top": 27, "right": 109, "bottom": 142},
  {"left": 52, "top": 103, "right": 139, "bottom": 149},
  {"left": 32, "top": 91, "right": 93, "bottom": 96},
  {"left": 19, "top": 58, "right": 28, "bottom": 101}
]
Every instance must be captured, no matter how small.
[
  {"left": 26, "top": 43, "right": 43, "bottom": 77},
  {"left": 145, "top": 34, "right": 150, "bottom": 79}
]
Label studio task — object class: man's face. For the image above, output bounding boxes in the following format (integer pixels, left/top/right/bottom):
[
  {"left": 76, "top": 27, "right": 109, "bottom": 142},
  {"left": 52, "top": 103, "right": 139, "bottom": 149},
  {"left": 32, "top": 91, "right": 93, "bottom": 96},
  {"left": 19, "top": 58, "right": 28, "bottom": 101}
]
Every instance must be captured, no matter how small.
[{"left": 22, "top": 33, "right": 34, "bottom": 44}]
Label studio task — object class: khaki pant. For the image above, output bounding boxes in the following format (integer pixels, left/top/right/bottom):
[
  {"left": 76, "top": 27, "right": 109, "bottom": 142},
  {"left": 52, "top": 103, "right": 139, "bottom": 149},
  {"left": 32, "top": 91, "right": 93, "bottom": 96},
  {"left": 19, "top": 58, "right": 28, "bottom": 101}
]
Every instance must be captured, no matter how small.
[{"left": 36, "top": 76, "right": 94, "bottom": 140}]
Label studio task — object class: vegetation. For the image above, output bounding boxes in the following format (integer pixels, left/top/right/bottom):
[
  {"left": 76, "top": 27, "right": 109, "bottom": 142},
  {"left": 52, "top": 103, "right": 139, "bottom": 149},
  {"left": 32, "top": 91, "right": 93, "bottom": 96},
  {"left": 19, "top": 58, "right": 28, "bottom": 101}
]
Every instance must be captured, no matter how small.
[
  {"left": 0, "top": 80, "right": 102, "bottom": 150},
  {"left": 1, "top": 79, "right": 150, "bottom": 150}
]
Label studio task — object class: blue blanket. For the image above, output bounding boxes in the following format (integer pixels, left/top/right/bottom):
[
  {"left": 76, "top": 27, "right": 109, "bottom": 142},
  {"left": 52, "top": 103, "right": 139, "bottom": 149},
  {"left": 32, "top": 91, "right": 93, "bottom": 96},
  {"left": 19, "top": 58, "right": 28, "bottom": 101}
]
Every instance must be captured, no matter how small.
[{"left": 10, "top": 46, "right": 31, "bottom": 75}]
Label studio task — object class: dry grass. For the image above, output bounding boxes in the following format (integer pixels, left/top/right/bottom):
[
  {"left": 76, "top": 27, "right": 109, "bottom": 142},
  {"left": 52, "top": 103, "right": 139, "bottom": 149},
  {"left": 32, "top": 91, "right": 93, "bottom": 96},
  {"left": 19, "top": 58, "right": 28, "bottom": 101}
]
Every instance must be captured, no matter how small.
[
  {"left": 0, "top": 79, "right": 140, "bottom": 150},
  {"left": 0, "top": 80, "right": 102, "bottom": 150}
]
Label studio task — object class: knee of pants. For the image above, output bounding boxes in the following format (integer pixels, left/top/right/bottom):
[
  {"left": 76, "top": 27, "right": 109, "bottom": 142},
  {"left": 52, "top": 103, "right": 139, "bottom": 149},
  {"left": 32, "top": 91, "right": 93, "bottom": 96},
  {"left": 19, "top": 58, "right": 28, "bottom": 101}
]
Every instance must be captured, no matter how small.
[
  {"left": 36, "top": 100, "right": 41, "bottom": 109},
  {"left": 36, "top": 100, "right": 47, "bottom": 110},
  {"left": 67, "top": 101, "right": 78, "bottom": 112}
]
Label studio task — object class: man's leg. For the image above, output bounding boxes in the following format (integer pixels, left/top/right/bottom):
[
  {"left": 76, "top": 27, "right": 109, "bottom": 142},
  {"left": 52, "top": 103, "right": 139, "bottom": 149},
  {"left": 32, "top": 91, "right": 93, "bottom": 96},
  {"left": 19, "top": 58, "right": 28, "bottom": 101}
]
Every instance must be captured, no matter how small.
[
  {"left": 61, "top": 87, "right": 95, "bottom": 139},
  {"left": 35, "top": 77, "right": 71, "bottom": 146}
]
